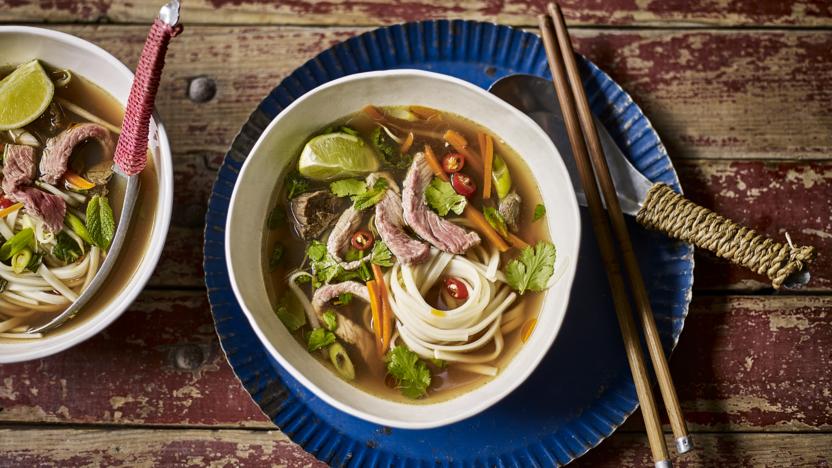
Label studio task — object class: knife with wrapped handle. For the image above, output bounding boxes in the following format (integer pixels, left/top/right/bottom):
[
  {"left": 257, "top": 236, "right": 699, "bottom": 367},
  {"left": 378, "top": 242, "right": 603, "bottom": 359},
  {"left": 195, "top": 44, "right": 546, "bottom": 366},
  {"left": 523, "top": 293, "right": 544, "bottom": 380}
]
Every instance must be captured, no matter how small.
[{"left": 490, "top": 74, "right": 815, "bottom": 289}]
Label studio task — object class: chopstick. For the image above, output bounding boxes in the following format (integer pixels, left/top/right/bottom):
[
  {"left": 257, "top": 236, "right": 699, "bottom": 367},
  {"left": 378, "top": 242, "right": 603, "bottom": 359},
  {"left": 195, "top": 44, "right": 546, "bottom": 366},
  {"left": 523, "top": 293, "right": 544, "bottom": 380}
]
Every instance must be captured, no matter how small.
[
  {"left": 538, "top": 9, "right": 675, "bottom": 468},
  {"left": 546, "top": 2, "right": 693, "bottom": 456}
]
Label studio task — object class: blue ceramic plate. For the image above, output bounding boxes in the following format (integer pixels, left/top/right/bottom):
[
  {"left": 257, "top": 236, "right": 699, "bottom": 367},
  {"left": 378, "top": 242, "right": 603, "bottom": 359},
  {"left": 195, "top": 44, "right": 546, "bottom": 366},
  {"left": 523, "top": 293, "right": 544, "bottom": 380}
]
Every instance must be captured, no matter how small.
[{"left": 204, "top": 20, "right": 693, "bottom": 466}]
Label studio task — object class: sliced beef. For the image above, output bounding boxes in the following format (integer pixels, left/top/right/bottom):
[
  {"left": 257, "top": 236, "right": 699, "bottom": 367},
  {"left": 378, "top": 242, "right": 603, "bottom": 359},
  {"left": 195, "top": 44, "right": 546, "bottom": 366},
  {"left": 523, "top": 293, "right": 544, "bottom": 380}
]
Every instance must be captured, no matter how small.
[
  {"left": 289, "top": 190, "right": 341, "bottom": 240},
  {"left": 499, "top": 191, "right": 522, "bottom": 233},
  {"left": 40, "top": 123, "right": 114, "bottom": 184},
  {"left": 312, "top": 282, "right": 380, "bottom": 372},
  {"left": 402, "top": 153, "right": 480, "bottom": 254},
  {"left": 372, "top": 176, "right": 429, "bottom": 265},
  {"left": 12, "top": 188, "right": 66, "bottom": 233},
  {"left": 327, "top": 206, "right": 367, "bottom": 270},
  {"left": 2, "top": 144, "right": 37, "bottom": 194}
]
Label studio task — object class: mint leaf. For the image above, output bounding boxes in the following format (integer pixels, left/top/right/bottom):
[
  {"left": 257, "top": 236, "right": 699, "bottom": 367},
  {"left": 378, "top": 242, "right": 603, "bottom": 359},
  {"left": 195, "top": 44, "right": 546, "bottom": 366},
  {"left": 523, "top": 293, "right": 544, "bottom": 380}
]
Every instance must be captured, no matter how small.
[
  {"left": 307, "top": 328, "right": 337, "bottom": 352},
  {"left": 425, "top": 177, "right": 466, "bottom": 216},
  {"left": 330, "top": 178, "right": 367, "bottom": 198},
  {"left": 505, "top": 241, "right": 557, "bottom": 294},
  {"left": 533, "top": 203, "right": 546, "bottom": 222},
  {"left": 86, "top": 195, "right": 115, "bottom": 250},
  {"left": 385, "top": 345, "right": 432, "bottom": 399}
]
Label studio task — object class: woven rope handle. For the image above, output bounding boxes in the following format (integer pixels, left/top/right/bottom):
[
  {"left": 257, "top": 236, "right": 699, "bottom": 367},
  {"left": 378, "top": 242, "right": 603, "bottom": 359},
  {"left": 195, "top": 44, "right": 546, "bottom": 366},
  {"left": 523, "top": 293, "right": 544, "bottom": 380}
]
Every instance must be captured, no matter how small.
[
  {"left": 636, "top": 183, "right": 815, "bottom": 289},
  {"left": 114, "top": 18, "right": 181, "bottom": 176}
]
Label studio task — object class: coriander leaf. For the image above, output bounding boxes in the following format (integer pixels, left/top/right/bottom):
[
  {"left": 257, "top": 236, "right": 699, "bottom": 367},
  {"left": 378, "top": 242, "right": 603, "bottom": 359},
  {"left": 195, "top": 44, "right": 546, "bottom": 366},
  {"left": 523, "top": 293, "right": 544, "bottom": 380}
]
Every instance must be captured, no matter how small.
[
  {"left": 371, "top": 126, "right": 412, "bottom": 169},
  {"left": 356, "top": 260, "right": 373, "bottom": 282},
  {"left": 505, "top": 241, "right": 557, "bottom": 294},
  {"left": 286, "top": 171, "right": 311, "bottom": 199},
  {"left": 85, "top": 195, "right": 115, "bottom": 250},
  {"left": 275, "top": 292, "right": 306, "bottom": 332},
  {"left": 0, "top": 228, "right": 33, "bottom": 261},
  {"left": 306, "top": 240, "right": 328, "bottom": 262},
  {"left": 385, "top": 345, "right": 432, "bottom": 399},
  {"left": 352, "top": 178, "right": 388, "bottom": 211},
  {"left": 334, "top": 292, "right": 353, "bottom": 306},
  {"left": 330, "top": 178, "right": 367, "bottom": 198},
  {"left": 344, "top": 247, "right": 364, "bottom": 262},
  {"left": 25, "top": 252, "right": 43, "bottom": 273},
  {"left": 307, "top": 240, "right": 366, "bottom": 285},
  {"left": 322, "top": 310, "right": 338, "bottom": 331},
  {"left": 483, "top": 206, "right": 508, "bottom": 238},
  {"left": 307, "top": 328, "right": 337, "bottom": 352},
  {"left": 425, "top": 177, "right": 466, "bottom": 216},
  {"left": 269, "top": 242, "right": 284, "bottom": 271},
  {"left": 533, "top": 203, "right": 546, "bottom": 222},
  {"left": 370, "top": 240, "right": 395, "bottom": 267},
  {"left": 294, "top": 274, "right": 311, "bottom": 285},
  {"left": 268, "top": 205, "right": 287, "bottom": 229},
  {"left": 52, "top": 231, "right": 83, "bottom": 263}
]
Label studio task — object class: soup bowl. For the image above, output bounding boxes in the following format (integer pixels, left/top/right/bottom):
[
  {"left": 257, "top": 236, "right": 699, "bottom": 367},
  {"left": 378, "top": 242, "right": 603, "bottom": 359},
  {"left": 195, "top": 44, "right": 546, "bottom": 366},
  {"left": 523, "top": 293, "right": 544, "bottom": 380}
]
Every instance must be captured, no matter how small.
[
  {"left": 0, "top": 27, "right": 173, "bottom": 363},
  {"left": 226, "top": 70, "right": 580, "bottom": 428}
]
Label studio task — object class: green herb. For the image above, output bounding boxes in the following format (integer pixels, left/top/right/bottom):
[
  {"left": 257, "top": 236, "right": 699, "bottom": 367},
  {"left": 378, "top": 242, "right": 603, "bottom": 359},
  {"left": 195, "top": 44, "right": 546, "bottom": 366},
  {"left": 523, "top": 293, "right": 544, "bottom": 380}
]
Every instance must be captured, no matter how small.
[
  {"left": 52, "top": 231, "right": 83, "bottom": 263},
  {"left": 344, "top": 247, "right": 363, "bottom": 262},
  {"left": 340, "top": 126, "right": 359, "bottom": 136},
  {"left": 329, "top": 178, "right": 367, "bottom": 198},
  {"left": 425, "top": 177, "right": 466, "bottom": 216},
  {"left": 322, "top": 310, "right": 338, "bottom": 332},
  {"left": 307, "top": 328, "right": 337, "bottom": 352},
  {"left": 64, "top": 212, "right": 92, "bottom": 245},
  {"left": 86, "top": 195, "right": 115, "bottom": 250},
  {"left": 533, "top": 203, "right": 546, "bottom": 222},
  {"left": 371, "top": 126, "right": 412, "bottom": 169},
  {"left": 274, "top": 292, "right": 306, "bottom": 332},
  {"left": 483, "top": 206, "right": 508, "bottom": 238},
  {"left": 307, "top": 241, "right": 367, "bottom": 286},
  {"left": 12, "top": 248, "right": 32, "bottom": 274},
  {"left": 0, "top": 278, "right": 7, "bottom": 293},
  {"left": 269, "top": 243, "right": 284, "bottom": 271},
  {"left": 286, "top": 171, "right": 311, "bottom": 199},
  {"left": 26, "top": 252, "right": 43, "bottom": 273},
  {"left": 505, "top": 241, "right": 557, "bottom": 294},
  {"left": 0, "top": 228, "right": 33, "bottom": 261},
  {"left": 356, "top": 260, "right": 373, "bottom": 282},
  {"left": 385, "top": 345, "right": 432, "bottom": 399},
  {"left": 352, "top": 177, "right": 388, "bottom": 211},
  {"left": 429, "top": 358, "right": 447, "bottom": 369},
  {"left": 294, "top": 274, "right": 311, "bottom": 285},
  {"left": 370, "top": 240, "right": 395, "bottom": 267},
  {"left": 334, "top": 292, "right": 353, "bottom": 306},
  {"left": 268, "top": 206, "right": 287, "bottom": 229}
]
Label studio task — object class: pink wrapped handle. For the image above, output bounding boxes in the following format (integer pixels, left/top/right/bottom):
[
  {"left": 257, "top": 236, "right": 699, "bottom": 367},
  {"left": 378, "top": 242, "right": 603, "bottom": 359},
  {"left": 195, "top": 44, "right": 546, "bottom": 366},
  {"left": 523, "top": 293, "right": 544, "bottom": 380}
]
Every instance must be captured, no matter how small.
[{"left": 114, "top": 18, "right": 182, "bottom": 176}]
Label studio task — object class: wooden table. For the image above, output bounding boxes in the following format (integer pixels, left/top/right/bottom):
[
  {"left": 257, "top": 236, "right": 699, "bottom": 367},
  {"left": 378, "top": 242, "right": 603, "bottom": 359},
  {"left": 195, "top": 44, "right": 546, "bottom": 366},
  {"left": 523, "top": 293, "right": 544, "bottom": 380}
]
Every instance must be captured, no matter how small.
[{"left": 1, "top": 1, "right": 830, "bottom": 466}]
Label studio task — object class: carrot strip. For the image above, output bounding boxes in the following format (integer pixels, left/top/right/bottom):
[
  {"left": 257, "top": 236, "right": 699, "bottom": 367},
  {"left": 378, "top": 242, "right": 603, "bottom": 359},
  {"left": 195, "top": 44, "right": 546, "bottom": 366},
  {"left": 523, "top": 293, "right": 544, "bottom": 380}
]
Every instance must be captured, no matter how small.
[
  {"left": 366, "top": 280, "right": 383, "bottom": 355},
  {"left": 362, "top": 105, "right": 385, "bottom": 122},
  {"left": 64, "top": 170, "right": 96, "bottom": 190},
  {"left": 481, "top": 133, "right": 494, "bottom": 199},
  {"left": 410, "top": 105, "right": 440, "bottom": 120},
  {"left": 443, "top": 130, "right": 483, "bottom": 174},
  {"left": 507, "top": 232, "right": 530, "bottom": 250},
  {"left": 521, "top": 318, "right": 538, "bottom": 343},
  {"left": 372, "top": 263, "right": 393, "bottom": 353},
  {"left": 424, "top": 144, "right": 510, "bottom": 252},
  {"left": 400, "top": 131, "right": 415, "bottom": 154},
  {"left": 0, "top": 203, "right": 23, "bottom": 219}
]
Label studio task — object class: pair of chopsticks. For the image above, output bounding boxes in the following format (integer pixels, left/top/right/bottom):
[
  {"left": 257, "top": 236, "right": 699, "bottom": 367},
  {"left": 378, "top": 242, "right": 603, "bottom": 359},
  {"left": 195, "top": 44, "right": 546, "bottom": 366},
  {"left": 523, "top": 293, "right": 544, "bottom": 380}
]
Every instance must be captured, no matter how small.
[{"left": 538, "top": 4, "right": 691, "bottom": 467}]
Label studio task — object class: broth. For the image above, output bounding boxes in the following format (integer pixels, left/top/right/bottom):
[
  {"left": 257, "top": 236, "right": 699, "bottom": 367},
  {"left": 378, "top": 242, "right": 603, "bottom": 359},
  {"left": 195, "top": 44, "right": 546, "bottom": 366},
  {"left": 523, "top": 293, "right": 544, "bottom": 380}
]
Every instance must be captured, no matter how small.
[
  {"left": 264, "top": 106, "right": 553, "bottom": 403},
  {"left": 0, "top": 61, "right": 158, "bottom": 339}
]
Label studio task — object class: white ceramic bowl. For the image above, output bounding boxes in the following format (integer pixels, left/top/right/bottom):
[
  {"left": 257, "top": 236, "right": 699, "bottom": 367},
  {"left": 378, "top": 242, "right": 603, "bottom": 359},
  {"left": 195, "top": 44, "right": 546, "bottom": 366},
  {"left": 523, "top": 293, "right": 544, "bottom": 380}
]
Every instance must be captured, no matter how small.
[
  {"left": 226, "top": 70, "right": 580, "bottom": 429},
  {"left": 0, "top": 27, "right": 173, "bottom": 363}
]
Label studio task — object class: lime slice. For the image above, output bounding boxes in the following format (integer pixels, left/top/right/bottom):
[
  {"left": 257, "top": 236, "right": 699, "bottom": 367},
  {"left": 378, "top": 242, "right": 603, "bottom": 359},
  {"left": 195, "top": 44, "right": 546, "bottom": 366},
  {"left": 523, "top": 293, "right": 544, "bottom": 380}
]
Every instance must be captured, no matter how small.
[
  {"left": 492, "top": 153, "right": 513, "bottom": 199},
  {"left": 0, "top": 60, "right": 55, "bottom": 131},
  {"left": 298, "top": 132, "right": 380, "bottom": 181}
]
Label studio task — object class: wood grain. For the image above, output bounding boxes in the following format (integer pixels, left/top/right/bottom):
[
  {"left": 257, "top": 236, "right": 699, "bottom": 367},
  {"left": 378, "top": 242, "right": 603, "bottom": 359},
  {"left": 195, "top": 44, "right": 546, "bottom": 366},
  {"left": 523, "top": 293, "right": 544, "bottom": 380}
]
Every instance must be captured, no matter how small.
[
  {"left": 1, "top": 0, "right": 831, "bottom": 27},
  {"left": 0, "top": 292, "right": 829, "bottom": 432}
]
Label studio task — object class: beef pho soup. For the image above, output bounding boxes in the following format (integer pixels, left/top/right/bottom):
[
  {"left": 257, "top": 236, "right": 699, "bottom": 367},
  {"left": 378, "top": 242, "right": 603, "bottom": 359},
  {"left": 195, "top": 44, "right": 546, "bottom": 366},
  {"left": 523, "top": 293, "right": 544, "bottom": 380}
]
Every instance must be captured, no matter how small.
[
  {"left": 0, "top": 60, "right": 133, "bottom": 337},
  {"left": 265, "top": 105, "right": 557, "bottom": 402}
]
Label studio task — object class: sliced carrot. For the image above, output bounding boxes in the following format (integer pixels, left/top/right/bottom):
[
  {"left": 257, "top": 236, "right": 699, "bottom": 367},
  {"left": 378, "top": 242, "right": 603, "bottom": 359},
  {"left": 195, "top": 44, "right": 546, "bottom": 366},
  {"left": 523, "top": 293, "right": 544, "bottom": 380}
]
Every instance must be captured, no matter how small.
[
  {"left": 410, "top": 105, "right": 440, "bottom": 120},
  {"left": 362, "top": 105, "right": 386, "bottom": 121},
  {"left": 481, "top": 133, "right": 494, "bottom": 199},
  {"left": 64, "top": 170, "right": 96, "bottom": 190},
  {"left": 366, "top": 280, "right": 383, "bottom": 355},
  {"left": 424, "top": 144, "right": 510, "bottom": 252},
  {"left": 400, "top": 131, "right": 415, "bottom": 154},
  {"left": 520, "top": 318, "right": 538, "bottom": 343},
  {"left": 442, "top": 130, "right": 483, "bottom": 174},
  {"left": 507, "top": 232, "right": 529, "bottom": 249},
  {"left": 372, "top": 263, "right": 393, "bottom": 353},
  {"left": 0, "top": 203, "right": 23, "bottom": 219}
]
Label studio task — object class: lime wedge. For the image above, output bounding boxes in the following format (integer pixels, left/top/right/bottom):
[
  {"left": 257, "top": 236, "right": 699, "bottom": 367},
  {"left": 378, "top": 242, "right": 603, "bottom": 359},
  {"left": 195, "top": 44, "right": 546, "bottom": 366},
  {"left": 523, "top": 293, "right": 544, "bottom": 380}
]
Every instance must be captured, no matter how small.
[
  {"left": 0, "top": 60, "right": 55, "bottom": 131},
  {"left": 492, "top": 154, "right": 513, "bottom": 199},
  {"left": 298, "top": 132, "right": 380, "bottom": 181}
]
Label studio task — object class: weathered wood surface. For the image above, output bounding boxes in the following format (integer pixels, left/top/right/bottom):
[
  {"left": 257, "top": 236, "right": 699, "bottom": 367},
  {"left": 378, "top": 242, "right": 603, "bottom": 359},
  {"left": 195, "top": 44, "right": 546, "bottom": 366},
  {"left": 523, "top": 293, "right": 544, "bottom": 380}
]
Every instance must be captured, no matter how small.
[
  {"left": 1, "top": 0, "right": 831, "bottom": 27},
  {"left": 0, "top": 428, "right": 828, "bottom": 467},
  {"left": 1, "top": 293, "right": 829, "bottom": 433}
]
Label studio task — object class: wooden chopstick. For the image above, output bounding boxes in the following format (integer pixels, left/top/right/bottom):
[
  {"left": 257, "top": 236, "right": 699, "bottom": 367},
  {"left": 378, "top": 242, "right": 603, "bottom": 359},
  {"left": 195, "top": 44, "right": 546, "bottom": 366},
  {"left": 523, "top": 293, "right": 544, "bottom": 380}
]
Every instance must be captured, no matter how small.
[
  {"left": 547, "top": 2, "right": 692, "bottom": 455},
  {"left": 537, "top": 12, "right": 672, "bottom": 468}
]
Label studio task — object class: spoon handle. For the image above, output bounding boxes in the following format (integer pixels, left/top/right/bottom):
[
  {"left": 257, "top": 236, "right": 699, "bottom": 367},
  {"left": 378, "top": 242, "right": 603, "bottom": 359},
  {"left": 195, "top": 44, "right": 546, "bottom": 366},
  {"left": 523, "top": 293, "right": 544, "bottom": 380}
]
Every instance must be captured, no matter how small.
[{"left": 114, "top": 16, "right": 182, "bottom": 176}]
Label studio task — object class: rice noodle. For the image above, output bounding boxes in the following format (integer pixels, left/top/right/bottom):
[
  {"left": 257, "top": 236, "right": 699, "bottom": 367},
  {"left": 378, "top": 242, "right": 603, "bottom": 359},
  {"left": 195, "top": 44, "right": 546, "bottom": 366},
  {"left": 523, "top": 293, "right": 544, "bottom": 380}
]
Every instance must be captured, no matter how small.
[
  {"left": 287, "top": 270, "right": 320, "bottom": 329},
  {"left": 56, "top": 98, "right": 122, "bottom": 135},
  {"left": 35, "top": 182, "right": 81, "bottom": 207},
  {"left": 37, "top": 264, "right": 79, "bottom": 302},
  {"left": 0, "top": 316, "right": 25, "bottom": 333},
  {"left": 0, "top": 332, "right": 42, "bottom": 339},
  {"left": 455, "top": 363, "right": 499, "bottom": 376},
  {"left": 0, "top": 217, "right": 14, "bottom": 240},
  {"left": 82, "top": 247, "right": 100, "bottom": 292}
]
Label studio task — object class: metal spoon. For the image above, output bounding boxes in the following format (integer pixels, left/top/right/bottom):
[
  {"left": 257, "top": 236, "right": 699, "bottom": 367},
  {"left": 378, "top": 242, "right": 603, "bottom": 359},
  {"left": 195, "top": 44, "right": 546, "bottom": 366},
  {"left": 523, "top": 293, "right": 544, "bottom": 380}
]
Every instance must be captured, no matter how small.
[{"left": 28, "top": 0, "right": 181, "bottom": 334}]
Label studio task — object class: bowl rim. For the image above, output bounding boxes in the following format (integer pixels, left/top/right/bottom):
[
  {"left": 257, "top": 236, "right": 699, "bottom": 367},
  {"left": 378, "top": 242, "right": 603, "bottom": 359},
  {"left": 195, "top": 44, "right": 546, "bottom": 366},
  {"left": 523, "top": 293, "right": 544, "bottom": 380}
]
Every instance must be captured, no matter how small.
[
  {"left": 0, "top": 26, "right": 174, "bottom": 363},
  {"left": 226, "top": 69, "right": 581, "bottom": 428}
]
